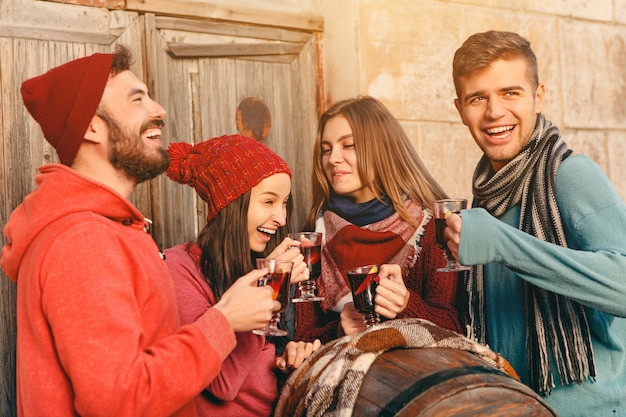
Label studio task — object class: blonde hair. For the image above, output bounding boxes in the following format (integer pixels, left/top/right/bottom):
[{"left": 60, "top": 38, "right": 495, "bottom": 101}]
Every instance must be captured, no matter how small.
[{"left": 304, "top": 96, "right": 447, "bottom": 230}]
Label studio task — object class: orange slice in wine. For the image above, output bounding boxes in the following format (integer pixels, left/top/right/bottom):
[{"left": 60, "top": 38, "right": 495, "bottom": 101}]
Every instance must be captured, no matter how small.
[{"left": 355, "top": 265, "right": 379, "bottom": 294}]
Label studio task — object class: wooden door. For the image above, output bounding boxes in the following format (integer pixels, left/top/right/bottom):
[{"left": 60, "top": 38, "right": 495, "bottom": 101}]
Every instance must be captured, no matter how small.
[{"left": 143, "top": 14, "right": 320, "bottom": 248}]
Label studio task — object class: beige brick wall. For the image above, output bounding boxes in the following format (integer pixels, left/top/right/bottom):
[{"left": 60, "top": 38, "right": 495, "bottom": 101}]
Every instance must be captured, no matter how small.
[
  {"left": 47, "top": 0, "right": 124, "bottom": 9},
  {"left": 321, "top": 0, "right": 626, "bottom": 203},
  {"left": 24, "top": 0, "right": 626, "bottom": 202}
]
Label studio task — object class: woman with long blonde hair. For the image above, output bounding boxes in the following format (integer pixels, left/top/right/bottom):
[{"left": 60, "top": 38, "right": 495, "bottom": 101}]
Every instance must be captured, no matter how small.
[{"left": 295, "top": 96, "right": 463, "bottom": 343}]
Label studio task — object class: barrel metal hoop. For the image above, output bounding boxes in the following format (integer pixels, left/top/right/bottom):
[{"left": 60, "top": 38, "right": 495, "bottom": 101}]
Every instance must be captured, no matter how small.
[{"left": 378, "top": 365, "right": 508, "bottom": 417}]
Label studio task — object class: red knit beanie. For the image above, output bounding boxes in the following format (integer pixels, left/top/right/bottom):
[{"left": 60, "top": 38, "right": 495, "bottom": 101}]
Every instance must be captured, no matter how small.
[
  {"left": 21, "top": 53, "right": 115, "bottom": 166},
  {"left": 166, "top": 134, "right": 292, "bottom": 221}
]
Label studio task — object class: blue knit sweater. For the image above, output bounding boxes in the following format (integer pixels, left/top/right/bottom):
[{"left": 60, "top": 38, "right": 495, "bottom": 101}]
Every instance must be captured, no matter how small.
[{"left": 459, "top": 154, "right": 626, "bottom": 416}]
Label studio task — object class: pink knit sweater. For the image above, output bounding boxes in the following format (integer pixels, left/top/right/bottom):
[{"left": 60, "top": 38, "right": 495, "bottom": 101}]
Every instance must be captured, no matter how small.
[{"left": 165, "top": 243, "right": 280, "bottom": 417}]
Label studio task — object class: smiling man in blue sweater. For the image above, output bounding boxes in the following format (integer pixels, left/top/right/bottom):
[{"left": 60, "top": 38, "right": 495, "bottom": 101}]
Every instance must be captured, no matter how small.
[{"left": 445, "top": 30, "right": 626, "bottom": 416}]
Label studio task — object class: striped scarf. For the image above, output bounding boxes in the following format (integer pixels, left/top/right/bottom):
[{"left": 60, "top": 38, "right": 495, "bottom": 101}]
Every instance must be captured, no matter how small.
[{"left": 466, "top": 114, "right": 596, "bottom": 394}]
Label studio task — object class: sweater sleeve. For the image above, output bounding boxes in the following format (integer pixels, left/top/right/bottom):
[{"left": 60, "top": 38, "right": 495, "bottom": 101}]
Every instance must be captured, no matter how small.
[
  {"left": 458, "top": 155, "right": 626, "bottom": 317},
  {"left": 293, "top": 301, "right": 341, "bottom": 344},
  {"left": 397, "top": 220, "right": 464, "bottom": 334}
]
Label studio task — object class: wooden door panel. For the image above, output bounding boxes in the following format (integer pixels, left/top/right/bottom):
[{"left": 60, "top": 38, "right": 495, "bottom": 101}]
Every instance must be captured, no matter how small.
[{"left": 146, "top": 14, "right": 319, "bottom": 249}]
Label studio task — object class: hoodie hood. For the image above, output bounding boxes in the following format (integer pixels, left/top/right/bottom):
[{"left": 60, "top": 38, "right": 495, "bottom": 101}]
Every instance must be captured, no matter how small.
[{"left": 1, "top": 164, "right": 146, "bottom": 281}]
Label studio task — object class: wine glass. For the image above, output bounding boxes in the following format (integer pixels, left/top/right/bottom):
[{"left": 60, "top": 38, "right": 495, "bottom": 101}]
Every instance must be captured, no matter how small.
[
  {"left": 346, "top": 264, "right": 381, "bottom": 328},
  {"left": 431, "top": 198, "right": 471, "bottom": 272},
  {"left": 289, "top": 232, "right": 324, "bottom": 303},
  {"left": 253, "top": 259, "right": 292, "bottom": 337}
]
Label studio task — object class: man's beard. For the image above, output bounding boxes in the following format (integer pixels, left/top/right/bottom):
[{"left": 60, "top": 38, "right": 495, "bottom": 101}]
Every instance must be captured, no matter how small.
[{"left": 98, "top": 110, "right": 170, "bottom": 183}]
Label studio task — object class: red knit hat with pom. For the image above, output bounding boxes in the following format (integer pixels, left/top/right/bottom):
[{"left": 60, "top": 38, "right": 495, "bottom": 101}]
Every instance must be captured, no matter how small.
[
  {"left": 21, "top": 53, "right": 114, "bottom": 166},
  {"left": 166, "top": 134, "right": 292, "bottom": 221}
]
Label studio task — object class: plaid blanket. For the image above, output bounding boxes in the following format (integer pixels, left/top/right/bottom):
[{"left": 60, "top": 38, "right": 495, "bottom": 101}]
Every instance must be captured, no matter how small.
[{"left": 275, "top": 318, "right": 517, "bottom": 417}]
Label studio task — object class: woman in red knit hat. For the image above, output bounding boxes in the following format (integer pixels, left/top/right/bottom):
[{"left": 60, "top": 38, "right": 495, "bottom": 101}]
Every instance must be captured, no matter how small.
[
  {"left": 294, "top": 96, "right": 464, "bottom": 344},
  {"left": 164, "top": 134, "right": 321, "bottom": 417}
]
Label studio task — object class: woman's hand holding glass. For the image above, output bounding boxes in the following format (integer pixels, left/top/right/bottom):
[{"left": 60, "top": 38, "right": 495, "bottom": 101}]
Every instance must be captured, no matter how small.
[
  {"left": 288, "top": 232, "right": 324, "bottom": 302},
  {"left": 267, "top": 237, "right": 310, "bottom": 284},
  {"left": 374, "top": 264, "right": 410, "bottom": 318},
  {"left": 340, "top": 263, "right": 409, "bottom": 336}
]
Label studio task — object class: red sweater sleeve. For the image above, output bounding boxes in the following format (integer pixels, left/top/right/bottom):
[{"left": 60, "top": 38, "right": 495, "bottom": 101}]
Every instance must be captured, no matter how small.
[
  {"left": 293, "top": 301, "right": 341, "bottom": 344},
  {"left": 397, "top": 220, "right": 464, "bottom": 334}
]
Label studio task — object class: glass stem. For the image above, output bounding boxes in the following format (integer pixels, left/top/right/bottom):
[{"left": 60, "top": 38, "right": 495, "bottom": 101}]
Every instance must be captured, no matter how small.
[
  {"left": 363, "top": 312, "right": 380, "bottom": 328},
  {"left": 298, "top": 280, "right": 316, "bottom": 297}
]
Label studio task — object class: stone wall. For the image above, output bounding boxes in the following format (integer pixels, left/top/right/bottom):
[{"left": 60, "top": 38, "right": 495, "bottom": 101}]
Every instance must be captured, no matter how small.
[
  {"left": 19, "top": 0, "right": 626, "bottom": 201},
  {"left": 321, "top": 0, "right": 626, "bottom": 202}
]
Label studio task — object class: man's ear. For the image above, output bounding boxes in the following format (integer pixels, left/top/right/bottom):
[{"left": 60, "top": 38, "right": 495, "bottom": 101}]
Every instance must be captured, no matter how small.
[
  {"left": 83, "top": 114, "right": 107, "bottom": 144},
  {"left": 534, "top": 83, "right": 545, "bottom": 115},
  {"left": 454, "top": 98, "right": 468, "bottom": 126}
]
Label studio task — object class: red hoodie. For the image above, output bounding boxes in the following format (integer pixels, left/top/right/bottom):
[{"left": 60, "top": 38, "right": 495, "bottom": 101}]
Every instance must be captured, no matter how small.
[{"left": 1, "top": 164, "right": 236, "bottom": 417}]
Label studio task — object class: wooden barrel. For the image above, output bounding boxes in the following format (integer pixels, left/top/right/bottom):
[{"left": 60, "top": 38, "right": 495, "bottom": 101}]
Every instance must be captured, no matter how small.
[{"left": 353, "top": 347, "right": 558, "bottom": 417}]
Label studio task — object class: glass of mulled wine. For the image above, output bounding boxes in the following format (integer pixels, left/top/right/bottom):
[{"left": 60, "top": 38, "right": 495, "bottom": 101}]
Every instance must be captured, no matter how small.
[
  {"left": 431, "top": 198, "right": 471, "bottom": 272},
  {"left": 253, "top": 258, "right": 292, "bottom": 337},
  {"left": 289, "top": 232, "right": 324, "bottom": 303},
  {"left": 346, "top": 264, "right": 381, "bottom": 328}
]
